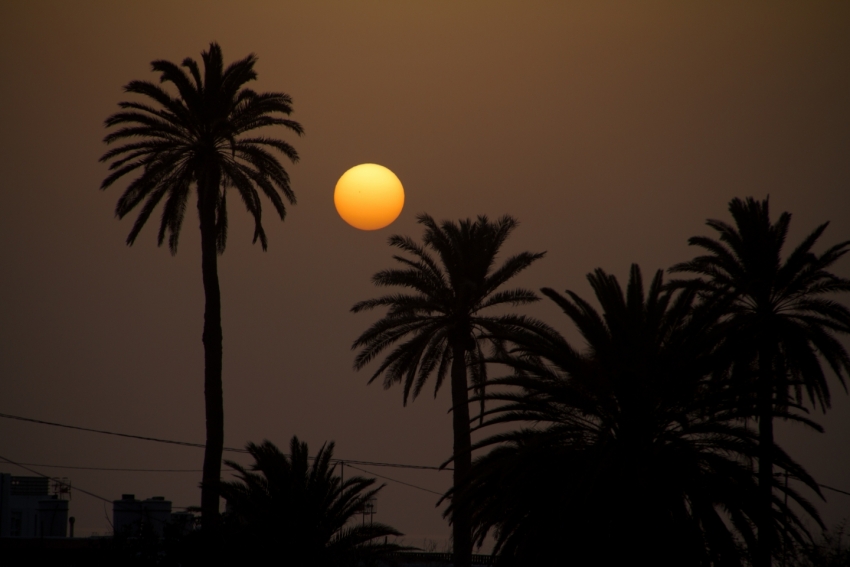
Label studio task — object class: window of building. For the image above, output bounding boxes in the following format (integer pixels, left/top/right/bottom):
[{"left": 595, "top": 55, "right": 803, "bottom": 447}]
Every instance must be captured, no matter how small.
[{"left": 10, "top": 510, "right": 22, "bottom": 537}]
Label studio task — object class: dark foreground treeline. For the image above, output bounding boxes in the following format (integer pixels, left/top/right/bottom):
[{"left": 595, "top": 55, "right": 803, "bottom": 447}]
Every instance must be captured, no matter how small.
[{"left": 344, "top": 196, "right": 850, "bottom": 567}]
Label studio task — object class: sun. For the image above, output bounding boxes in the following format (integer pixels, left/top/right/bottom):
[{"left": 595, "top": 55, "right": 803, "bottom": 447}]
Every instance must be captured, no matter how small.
[{"left": 334, "top": 164, "right": 405, "bottom": 230}]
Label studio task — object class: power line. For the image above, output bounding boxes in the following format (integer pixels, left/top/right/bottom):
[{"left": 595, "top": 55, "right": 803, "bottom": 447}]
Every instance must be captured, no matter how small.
[
  {"left": 8, "top": 411, "right": 850, "bottom": 496},
  {"left": 820, "top": 484, "right": 850, "bottom": 498},
  {"left": 0, "top": 412, "right": 247, "bottom": 453},
  {"left": 776, "top": 471, "right": 850, "bottom": 498},
  {"left": 6, "top": 424, "right": 849, "bottom": 512},
  {"left": 344, "top": 463, "right": 445, "bottom": 497},
  {"left": 338, "top": 459, "right": 450, "bottom": 471},
  {"left": 5, "top": 455, "right": 845, "bottom": 537},
  {"left": 0, "top": 454, "right": 113, "bottom": 504},
  {"left": 0, "top": 456, "right": 196, "bottom": 512},
  {"left": 11, "top": 460, "right": 848, "bottom": 501},
  {"left": 2, "top": 457, "right": 446, "bottom": 500},
  {"left": 0, "top": 412, "right": 451, "bottom": 470},
  {"left": 5, "top": 412, "right": 850, "bottom": 497},
  {"left": 9, "top": 462, "right": 248, "bottom": 474},
  {"left": 9, "top": 463, "right": 205, "bottom": 473}
]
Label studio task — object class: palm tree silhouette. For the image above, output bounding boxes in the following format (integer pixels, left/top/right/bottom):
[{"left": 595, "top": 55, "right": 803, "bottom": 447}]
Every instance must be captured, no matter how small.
[
  {"left": 670, "top": 197, "right": 850, "bottom": 567},
  {"left": 351, "top": 213, "right": 545, "bottom": 567},
  {"left": 100, "top": 42, "right": 303, "bottom": 526},
  {"left": 217, "top": 437, "right": 404, "bottom": 567},
  {"left": 451, "top": 265, "right": 823, "bottom": 566}
]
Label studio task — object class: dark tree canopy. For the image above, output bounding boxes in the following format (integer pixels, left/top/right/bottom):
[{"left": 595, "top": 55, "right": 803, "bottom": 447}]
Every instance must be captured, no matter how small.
[
  {"left": 451, "top": 265, "right": 823, "bottom": 567},
  {"left": 670, "top": 197, "right": 850, "bottom": 566},
  {"left": 352, "top": 213, "right": 545, "bottom": 405},
  {"left": 670, "top": 196, "right": 850, "bottom": 411},
  {"left": 218, "top": 437, "right": 404, "bottom": 567},
  {"left": 101, "top": 41, "right": 303, "bottom": 253}
]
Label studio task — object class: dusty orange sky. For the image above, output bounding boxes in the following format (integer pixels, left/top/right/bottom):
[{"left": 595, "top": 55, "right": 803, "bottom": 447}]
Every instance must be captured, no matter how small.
[{"left": 1, "top": 1, "right": 849, "bottom": 544}]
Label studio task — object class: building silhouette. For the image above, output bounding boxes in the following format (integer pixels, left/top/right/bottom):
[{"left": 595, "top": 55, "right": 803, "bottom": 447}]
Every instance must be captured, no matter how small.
[
  {"left": 113, "top": 494, "right": 195, "bottom": 537},
  {"left": 113, "top": 494, "right": 171, "bottom": 537},
  {"left": 0, "top": 474, "right": 69, "bottom": 538}
]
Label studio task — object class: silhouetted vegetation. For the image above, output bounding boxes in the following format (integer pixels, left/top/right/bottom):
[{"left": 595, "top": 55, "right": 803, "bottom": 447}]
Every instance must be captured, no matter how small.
[
  {"left": 446, "top": 265, "right": 825, "bottom": 566},
  {"left": 213, "top": 436, "right": 406, "bottom": 566},
  {"left": 670, "top": 197, "right": 850, "bottom": 566},
  {"left": 52, "top": 437, "right": 405, "bottom": 567},
  {"left": 787, "top": 522, "right": 850, "bottom": 567},
  {"left": 100, "top": 42, "right": 303, "bottom": 527},
  {"left": 349, "top": 198, "right": 848, "bottom": 567},
  {"left": 351, "top": 214, "right": 545, "bottom": 567}
]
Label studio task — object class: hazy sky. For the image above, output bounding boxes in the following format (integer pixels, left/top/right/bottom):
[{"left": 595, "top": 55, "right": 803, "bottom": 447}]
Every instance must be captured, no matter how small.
[{"left": 2, "top": 1, "right": 849, "bottom": 544}]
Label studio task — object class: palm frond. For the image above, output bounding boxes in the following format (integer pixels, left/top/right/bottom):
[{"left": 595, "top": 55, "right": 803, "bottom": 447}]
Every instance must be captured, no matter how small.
[{"left": 101, "top": 42, "right": 302, "bottom": 254}]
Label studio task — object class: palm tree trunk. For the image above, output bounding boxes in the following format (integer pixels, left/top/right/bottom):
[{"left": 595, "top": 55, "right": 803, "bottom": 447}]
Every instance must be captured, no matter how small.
[
  {"left": 450, "top": 342, "right": 472, "bottom": 567},
  {"left": 199, "top": 177, "right": 224, "bottom": 530},
  {"left": 756, "top": 348, "right": 774, "bottom": 567}
]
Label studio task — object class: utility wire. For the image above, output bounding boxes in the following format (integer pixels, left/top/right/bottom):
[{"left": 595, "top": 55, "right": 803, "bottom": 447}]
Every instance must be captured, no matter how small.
[
  {"left": 3, "top": 457, "right": 445, "bottom": 500},
  {"left": 12, "top": 460, "right": 849, "bottom": 500},
  {"left": 0, "top": 456, "right": 196, "bottom": 512},
  {"left": 7, "top": 412, "right": 850, "bottom": 496},
  {"left": 344, "top": 463, "right": 445, "bottom": 497},
  {"left": 7, "top": 460, "right": 446, "bottom": 498},
  {"left": 0, "top": 412, "right": 247, "bottom": 453},
  {"left": 0, "top": 412, "right": 451, "bottom": 470},
  {"left": 10, "top": 462, "right": 249, "bottom": 474},
  {"left": 337, "top": 459, "right": 450, "bottom": 471},
  {"left": 0, "top": 411, "right": 452, "bottom": 495},
  {"left": 0, "top": 454, "right": 113, "bottom": 504},
  {"left": 775, "top": 471, "right": 850, "bottom": 498},
  {"left": 11, "top": 463, "right": 206, "bottom": 473},
  {"left": 819, "top": 484, "right": 850, "bottom": 498}
]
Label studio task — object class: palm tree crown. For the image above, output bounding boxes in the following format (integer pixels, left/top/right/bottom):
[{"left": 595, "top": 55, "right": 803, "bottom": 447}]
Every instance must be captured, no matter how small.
[
  {"left": 101, "top": 41, "right": 303, "bottom": 252},
  {"left": 218, "top": 437, "right": 404, "bottom": 567},
  {"left": 670, "top": 197, "right": 850, "bottom": 409},
  {"left": 352, "top": 213, "right": 544, "bottom": 403},
  {"left": 351, "top": 213, "right": 545, "bottom": 567},
  {"left": 452, "top": 265, "right": 823, "bottom": 566},
  {"left": 670, "top": 197, "right": 850, "bottom": 566}
]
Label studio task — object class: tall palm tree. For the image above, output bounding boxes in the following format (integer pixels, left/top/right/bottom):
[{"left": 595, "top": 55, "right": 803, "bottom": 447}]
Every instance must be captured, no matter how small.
[
  {"left": 450, "top": 265, "right": 823, "bottom": 566},
  {"left": 100, "top": 42, "right": 303, "bottom": 526},
  {"left": 670, "top": 197, "right": 850, "bottom": 566},
  {"left": 351, "top": 213, "right": 545, "bottom": 567},
  {"left": 217, "top": 437, "right": 405, "bottom": 567}
]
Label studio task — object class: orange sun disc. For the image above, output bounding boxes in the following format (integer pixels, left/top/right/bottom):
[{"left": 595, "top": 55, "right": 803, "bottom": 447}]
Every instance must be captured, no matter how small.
[{"left": 334, "top": 164, "right": 405, "bottom": 230}]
